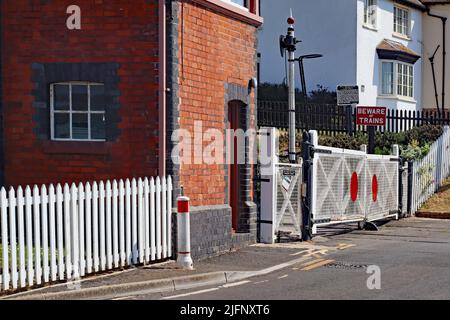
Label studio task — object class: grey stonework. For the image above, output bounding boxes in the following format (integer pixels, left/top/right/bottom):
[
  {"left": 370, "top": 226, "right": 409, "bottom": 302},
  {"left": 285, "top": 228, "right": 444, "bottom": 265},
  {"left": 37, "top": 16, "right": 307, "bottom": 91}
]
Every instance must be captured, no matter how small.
[
  {"left": 188, "top": 205, "right": 256, "bottom": 260},
  {"left": 31, "top": 62, "right": 121, "bottom": 142}
]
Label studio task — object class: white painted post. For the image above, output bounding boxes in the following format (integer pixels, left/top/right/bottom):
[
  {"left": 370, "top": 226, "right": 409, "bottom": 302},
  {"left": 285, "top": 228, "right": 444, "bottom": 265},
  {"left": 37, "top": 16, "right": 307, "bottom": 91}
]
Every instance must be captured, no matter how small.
[
  {"left": 1, "top": 188, "right": 9, "bottom": 290},
  {"left": 259, "top": 127, "right": 278, "bottom": 244},
  {"left": 25, "top": 186, "right": 34, "bottom": 286},
  {"left": 131, "top": 179, "right": 138, "bottom": 264},
  {"left": 17, "top": 187, "right": 26, "bottom": 288},
  {"left": 78, "top": 183, "right": 85, "bottom": 277},
  {"left": 119, "top": 180, "right": 126, "bottom": 267},
  {"left": 162, "top": 176, "right": 167, "bottom": 259},
  {"left": 167, "top": 176, "right": 173, "bottom": 258},
  {"left": 33, "top": 185, "right": 42, "bottom": 285},
  {"left": 112, "top": 180, "right": 119, "bottom": 268},
  {"left": 85, "top": 183, "right": 93, "bottom": 274},
  {"left": 92, "top": 182, "right": 100, "bottom": 272},
  {"left": 125, "top": 179, "right": 132, "bottom": 266},
  {"left": 106, "top": 181, "right": 113, "bottom": 270},
  {"left": 138, "top": 178, "right": 144, "bottom": 264},
  {"left": 41, "top": 185, "right": 49, "bottom": 283},
  {"left": 64, "top": 184, "right": 72, "bottom": 279},
  {"left": 156, "top": 177, "right": 162, "bottom": 260},
  {"left": 309, "top": 130, "right": 319, "bottom": 235},
  {"left": 99, "top": 181, "right": 106, "bottom": 271},
  {"left": 9, "top": 187, "right": 18, "bottom": 289},
  {"left": 150, "top": 178, "right": 156, "bottom": 261},
  {"left": 70, "top": 184, "right": 80, "bottom": 280},
  {"left": 177, "top": 195, "right": 193, "bottom": 270},
  {"left": 48, "top": 184, "right": 57, "bottom": 282},
  {"left": 56, "top": 184, "right": 65, "bottom": 280},
  {"left": 360, "top": 144, "right": 368, "bottom": 153},
  {"left": 144, "top": 178, "right": 151, "bottom": 263}
]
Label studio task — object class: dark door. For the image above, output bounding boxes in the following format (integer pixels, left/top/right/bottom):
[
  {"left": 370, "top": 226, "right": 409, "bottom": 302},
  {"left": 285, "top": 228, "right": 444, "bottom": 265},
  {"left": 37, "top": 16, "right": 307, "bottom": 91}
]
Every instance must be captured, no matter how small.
[{"left": 228, "top": 101, "right": 241, "bottom": 231}]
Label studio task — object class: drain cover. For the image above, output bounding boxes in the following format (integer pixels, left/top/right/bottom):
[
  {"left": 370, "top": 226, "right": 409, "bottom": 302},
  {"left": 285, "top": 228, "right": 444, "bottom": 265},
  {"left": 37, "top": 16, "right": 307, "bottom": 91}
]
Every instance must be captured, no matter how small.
[{"left": 325, "top": 261, "right": 368, "bottom": 270}]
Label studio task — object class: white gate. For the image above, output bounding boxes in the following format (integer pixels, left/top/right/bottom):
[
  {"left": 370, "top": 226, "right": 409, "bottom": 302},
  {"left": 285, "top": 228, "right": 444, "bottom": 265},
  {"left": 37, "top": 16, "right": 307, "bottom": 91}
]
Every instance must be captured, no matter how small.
[
  {"left": 310, "top": 131, "right": 400, "bottom": 234},
  {"left": 260, "top": 128, "right": 303, "bottom": 243}
]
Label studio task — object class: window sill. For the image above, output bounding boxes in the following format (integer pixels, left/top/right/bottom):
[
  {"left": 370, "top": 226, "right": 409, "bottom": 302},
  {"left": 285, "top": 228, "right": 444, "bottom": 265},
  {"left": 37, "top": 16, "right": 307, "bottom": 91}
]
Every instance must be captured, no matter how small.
[
  {"left": 191, "top": 0, "right": 263, "bottom": 27},
  {"left": 378, "top": 95, "right": 416, "bottom": 103},
  {"left": 42, "top": 140, "right": 112, "bottom": 155},
  {"left": 362, "top": 24, "right": 378, "bottom": 32},
  {"left": 392, "top": 32, "right": 411, "bottom": 41}
]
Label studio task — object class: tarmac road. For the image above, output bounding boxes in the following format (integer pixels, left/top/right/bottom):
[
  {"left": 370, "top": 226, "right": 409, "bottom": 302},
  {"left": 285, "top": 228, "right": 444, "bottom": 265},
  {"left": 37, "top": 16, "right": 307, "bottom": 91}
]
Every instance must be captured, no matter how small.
[{"left": 127, "top": 218, "right": 450, "bottom": 300}]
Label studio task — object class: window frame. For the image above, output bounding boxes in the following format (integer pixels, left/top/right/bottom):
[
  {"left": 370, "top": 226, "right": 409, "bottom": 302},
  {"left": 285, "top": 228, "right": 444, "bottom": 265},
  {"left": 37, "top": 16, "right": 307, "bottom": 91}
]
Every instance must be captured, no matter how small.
[
  {"left": 393, "top": 5, "right": 411, "bottom": 39},
  {"left": 363, "top": 0, "right": 377, "bottom": 29},
  {"left": 222, "top": 0, "right": 249, "bottom": 11},
  {"left": 50, "top": 81, "right": 106, "bottom": 142},
  {"left": 379, "top": 60, "right": 414, "bottom": 99}
]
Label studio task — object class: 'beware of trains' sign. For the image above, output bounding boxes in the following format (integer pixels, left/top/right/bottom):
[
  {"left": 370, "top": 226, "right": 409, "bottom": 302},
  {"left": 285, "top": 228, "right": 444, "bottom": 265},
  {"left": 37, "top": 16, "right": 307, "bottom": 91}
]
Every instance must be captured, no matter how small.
[{"left": 356, "top": 106, "right": 387, "bottom": 126}]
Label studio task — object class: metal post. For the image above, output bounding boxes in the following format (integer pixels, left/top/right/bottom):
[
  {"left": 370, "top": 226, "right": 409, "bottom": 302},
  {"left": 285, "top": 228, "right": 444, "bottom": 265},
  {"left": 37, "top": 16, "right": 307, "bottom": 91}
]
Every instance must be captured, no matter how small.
[
  {"left": 177, "top": 195, "right": 193, "bottom": 270},
  {"left": 287, "top": 23, "right": 296, "bottom": 164},
  {"left": 407, "top": 160, "right": 413, "bottom": 216},
  {"left": 345, "top": 105, "right": 354, "bottom": 135},
  {"left": 301, "top": 131, "right": 313, "bottom": 241},
  {"left": 368, "top": 126, "right": 375, "bottom": 154}
]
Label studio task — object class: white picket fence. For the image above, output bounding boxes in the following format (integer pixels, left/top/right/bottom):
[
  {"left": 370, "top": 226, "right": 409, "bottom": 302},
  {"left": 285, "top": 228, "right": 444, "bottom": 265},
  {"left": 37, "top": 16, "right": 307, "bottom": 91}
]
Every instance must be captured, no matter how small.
[
  {"left": 411, "top": 126, "right": 450, "bottom": 214},
  {"left": 0, "top": 176, "right": 173, "bottom": 292}
]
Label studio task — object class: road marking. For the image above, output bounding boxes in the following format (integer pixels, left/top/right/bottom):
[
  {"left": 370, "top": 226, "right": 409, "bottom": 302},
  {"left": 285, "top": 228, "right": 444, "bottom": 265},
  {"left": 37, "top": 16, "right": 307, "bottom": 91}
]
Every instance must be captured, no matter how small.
[
  {"left": 221, "top": 280, "right": 251, "bottom": 288},
  {"left": 299, "top": 258, "right": 325, "bottom": 268},
  {"left": 278, "top": 275, "right": 289, "bottom": 279},
  {"left": 292, "top": 267, "right": 299, "bottom": 271},
  {"left": 162, "top": 288, "right": 220, "bottom": 300},
  {"left": 112, "top": 296, "right": 135, "bottom": 301},
  {"left": 301, "top": 259, "right": 335, "bottom": 271},
  {"left": 338, "top": 244, "right": 355, "bottom": 250},
  {"left": 254, "top": 280, "right": 269, "bottom": 285},
  {"left": 290, "top": 249, "right": 310, "bottom": 256}
]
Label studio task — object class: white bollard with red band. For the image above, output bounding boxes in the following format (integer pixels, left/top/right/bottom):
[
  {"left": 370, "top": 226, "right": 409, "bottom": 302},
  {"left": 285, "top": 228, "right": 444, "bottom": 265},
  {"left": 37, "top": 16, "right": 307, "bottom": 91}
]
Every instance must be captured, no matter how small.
[{"left": 177, "top": 195, "right": 194, "bottom": 270}]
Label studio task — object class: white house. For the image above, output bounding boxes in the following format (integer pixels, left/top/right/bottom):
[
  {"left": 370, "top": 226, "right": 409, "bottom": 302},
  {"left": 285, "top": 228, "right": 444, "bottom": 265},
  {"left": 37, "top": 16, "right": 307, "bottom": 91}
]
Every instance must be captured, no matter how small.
[{"left": 258, "top": 0, "right": 426, "bottom": 111}]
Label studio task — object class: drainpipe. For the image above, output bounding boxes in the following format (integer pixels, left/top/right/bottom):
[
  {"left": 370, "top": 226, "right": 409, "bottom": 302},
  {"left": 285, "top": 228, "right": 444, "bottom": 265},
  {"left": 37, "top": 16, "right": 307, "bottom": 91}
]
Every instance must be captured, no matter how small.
[
  {"left": 427, "top": 10, "right": 447, "bottom": 115},
  {"left": 159, "top": 0, "right": 167, "bottom": 177}
]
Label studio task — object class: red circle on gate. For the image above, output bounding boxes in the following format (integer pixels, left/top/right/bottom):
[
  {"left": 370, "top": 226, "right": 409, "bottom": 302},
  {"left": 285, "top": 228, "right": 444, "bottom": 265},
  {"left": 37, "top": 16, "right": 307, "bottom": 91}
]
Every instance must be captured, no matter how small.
[
  {"left": 372, "top": 175, "right": 378, "bottom": 202},
  {"left": 350, "top": 172, "right": 358, "bottom": 202}
]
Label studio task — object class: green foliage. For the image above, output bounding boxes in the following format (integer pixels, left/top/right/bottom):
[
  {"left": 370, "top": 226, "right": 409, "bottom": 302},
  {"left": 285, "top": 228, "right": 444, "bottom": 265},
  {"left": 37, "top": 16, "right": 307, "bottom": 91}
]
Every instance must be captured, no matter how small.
[
  {"left": 277, "top": 125, "right": 444, "bottom": 162},
  {"left": 258, "top": 83, "right": 336, "bottom": 104}
]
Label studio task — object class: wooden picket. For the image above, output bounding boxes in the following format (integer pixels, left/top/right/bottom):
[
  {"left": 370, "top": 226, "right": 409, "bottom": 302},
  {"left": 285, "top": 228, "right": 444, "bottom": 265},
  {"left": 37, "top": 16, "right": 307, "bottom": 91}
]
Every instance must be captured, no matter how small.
[
  {"left": 0, "top": 176, "right": 173, "bottom": 292},
  {"left": 411, "top": 127, "right": 450, "bottom": 214}
]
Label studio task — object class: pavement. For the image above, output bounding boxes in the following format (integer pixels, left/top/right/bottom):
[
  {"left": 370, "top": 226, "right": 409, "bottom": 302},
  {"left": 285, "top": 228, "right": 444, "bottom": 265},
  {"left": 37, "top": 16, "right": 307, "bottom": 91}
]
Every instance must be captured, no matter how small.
[{"left": 3, "top": 217, "right": 450, "bottom": 300}]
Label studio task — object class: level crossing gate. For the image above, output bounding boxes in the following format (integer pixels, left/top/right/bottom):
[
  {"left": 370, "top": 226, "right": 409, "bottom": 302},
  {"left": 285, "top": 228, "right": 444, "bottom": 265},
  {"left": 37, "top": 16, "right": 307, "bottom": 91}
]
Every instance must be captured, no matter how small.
[{"left": 260, "top": 128, "right": 405, "bottom": 243}]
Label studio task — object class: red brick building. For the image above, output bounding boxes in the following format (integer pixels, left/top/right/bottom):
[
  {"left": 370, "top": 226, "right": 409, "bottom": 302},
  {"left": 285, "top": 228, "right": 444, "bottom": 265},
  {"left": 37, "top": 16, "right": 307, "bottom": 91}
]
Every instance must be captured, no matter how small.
[{"left": 0, "top": 0, "right": 262, "bottom": 258}]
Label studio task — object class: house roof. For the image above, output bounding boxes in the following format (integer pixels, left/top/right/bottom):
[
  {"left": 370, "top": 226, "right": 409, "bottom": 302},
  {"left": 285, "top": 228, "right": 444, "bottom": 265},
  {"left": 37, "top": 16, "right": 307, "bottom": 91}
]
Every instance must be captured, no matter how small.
[
  {"left": 420, "top": 0, "right": 450, "bottom": 5},
  {"left": 377, "top": 39, "right": 421, "bottom": 64},
  {"left": 394, "top": 0, "right": 428, "bottom": 10}
]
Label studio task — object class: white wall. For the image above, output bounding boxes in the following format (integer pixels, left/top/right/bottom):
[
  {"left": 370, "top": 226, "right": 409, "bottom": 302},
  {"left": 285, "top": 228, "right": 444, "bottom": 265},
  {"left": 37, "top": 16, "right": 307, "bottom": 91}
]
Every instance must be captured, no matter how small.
[
  {"left": 258, "top": 0, "right": 357, "bottom": 92},
  {"left": 356, "top": 0, "right": 423, "bottom": 111}
]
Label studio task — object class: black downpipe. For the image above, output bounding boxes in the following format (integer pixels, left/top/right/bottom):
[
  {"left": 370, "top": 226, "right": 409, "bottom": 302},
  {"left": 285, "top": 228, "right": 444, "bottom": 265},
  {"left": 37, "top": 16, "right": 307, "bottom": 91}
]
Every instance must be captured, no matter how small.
[
  {"left": 430, "top": 45, "right": 441, "bottom": 116},
  {"left": 427, "top": 11, "right": 447, "bottom": 115}
]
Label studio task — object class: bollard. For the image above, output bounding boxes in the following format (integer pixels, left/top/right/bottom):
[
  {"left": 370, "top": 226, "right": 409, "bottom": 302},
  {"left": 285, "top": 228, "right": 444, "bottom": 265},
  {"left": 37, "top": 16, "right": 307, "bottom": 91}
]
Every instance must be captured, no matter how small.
[{"left": 177, "top": 196, "right": 194, "bottom": 270}]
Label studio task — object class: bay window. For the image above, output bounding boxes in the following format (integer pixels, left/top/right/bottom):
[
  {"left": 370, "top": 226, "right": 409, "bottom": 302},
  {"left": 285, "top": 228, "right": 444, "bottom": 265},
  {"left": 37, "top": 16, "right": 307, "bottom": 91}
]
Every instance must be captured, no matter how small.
[{"left": 380, "top": 61, "right": 414, "bottom": 98}]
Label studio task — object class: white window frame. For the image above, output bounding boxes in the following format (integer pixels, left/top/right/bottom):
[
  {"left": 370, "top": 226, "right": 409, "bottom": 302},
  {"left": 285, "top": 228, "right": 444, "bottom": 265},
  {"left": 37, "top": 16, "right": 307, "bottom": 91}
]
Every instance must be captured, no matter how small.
[
  {"left": 363, "top": 0, "right": 377, "bottom": 29},
  {"left": 50, "top": 81, "right": 106, "bottom": 142},
  {"left": 393, "top": 5, "right": 411, "bottom": 39},
  {"left": 221, "top": 0, "right": 249, "bottom": 11},
  {"left": 379, "top": 60, "right": 414, "bottom": 99}
]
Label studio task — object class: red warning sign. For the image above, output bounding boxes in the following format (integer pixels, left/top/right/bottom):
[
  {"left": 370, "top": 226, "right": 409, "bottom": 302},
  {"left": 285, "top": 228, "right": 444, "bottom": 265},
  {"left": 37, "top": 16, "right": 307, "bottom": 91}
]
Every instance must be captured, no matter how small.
[{"left": 356, "top": 106, "right": 387, "bottom": 126}]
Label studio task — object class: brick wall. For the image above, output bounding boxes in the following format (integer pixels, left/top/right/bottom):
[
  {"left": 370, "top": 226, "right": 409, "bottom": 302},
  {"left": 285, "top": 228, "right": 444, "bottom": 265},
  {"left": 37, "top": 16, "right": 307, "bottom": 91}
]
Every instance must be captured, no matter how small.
[
  {"left": 1, "top": 0, "right": 160, "bottom": 187},
  {"left": 177, "top": 0, "right": 258, "bottom": 207}
]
